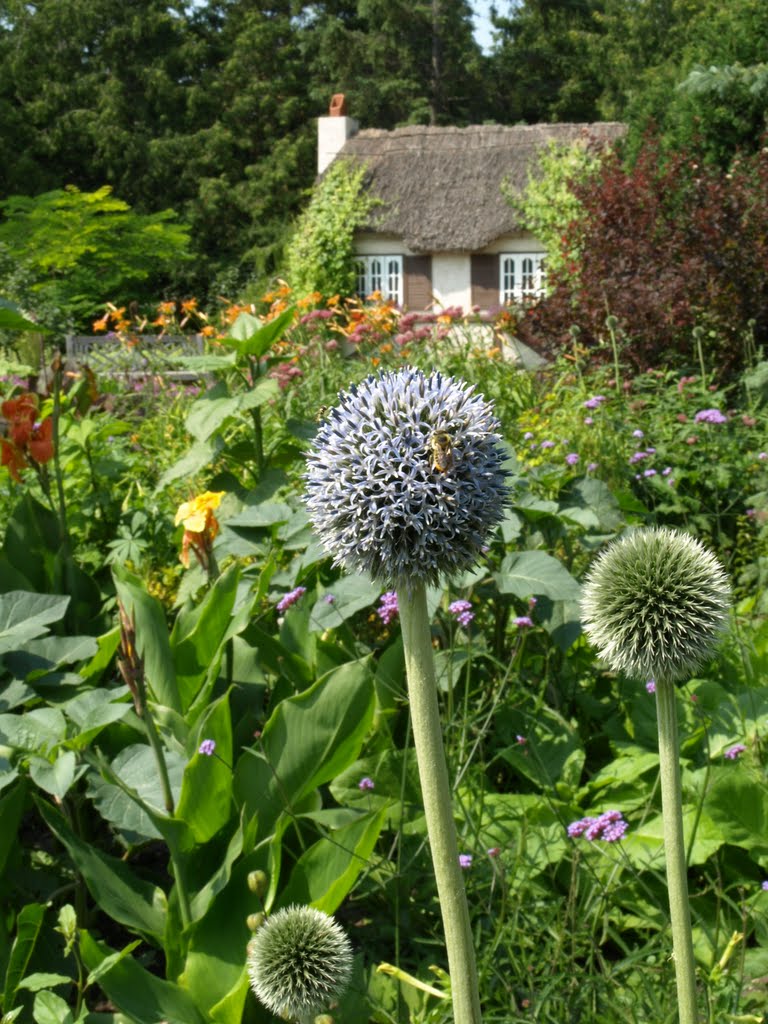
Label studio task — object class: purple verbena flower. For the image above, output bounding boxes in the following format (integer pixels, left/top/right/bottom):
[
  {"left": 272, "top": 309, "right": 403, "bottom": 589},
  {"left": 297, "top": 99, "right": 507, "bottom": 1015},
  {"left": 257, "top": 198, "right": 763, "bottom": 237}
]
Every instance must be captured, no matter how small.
[
  {"left": 199, "top": 739, "right": 216, "bottom": 756},
  {"left": 568, "top": 809, "right": 628, "bottom": 843},
  {"left": 540, "top": 440, "right": 555, "bottom": 450},
  {"left": 583, "top": 396, "right": 606, "bottom": 410},
  {"left": 632, "top": 429, "right": 644, "bottom": 438},
  {"left": 459, "top": 853, "right": 473, "bottom": 869},
  {"left": 724, "top": 743, "right": 747, "bottom": 760},
  {"left": 358, "top": 776, "right": 375, "bottom": 791},
  {"left": 565, "top": 452, "right": 580, "bottom": 466},
  {"left": 694, "top": 408, "right": 727, "bottom": 424},
  {"left": 762, "top": 880, "right": 768, "bottom": 891},
  {"left": 646, "top": 680, "right": 656, "bottom": 694},
  {"left": 449, "top": 599, "right": 474, "bottom": 627},
  {"left": 513, "top": 615, "right": 534, "bottom": 628},
  {"left": 377, "top": 591, "right": 399, "bottom": 625},
  {"left": 277, "top": 586, "right": 307, "bottom": 613}
]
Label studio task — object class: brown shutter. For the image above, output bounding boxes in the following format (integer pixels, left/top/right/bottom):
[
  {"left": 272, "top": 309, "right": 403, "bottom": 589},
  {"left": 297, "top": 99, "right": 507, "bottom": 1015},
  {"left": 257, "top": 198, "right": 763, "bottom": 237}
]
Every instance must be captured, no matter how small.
[
  {"left": 471, "top": 254, "right": 499, "bottom": 310},
  {"left": 403, "top": 255, "right": 432, "bottom": 311}
]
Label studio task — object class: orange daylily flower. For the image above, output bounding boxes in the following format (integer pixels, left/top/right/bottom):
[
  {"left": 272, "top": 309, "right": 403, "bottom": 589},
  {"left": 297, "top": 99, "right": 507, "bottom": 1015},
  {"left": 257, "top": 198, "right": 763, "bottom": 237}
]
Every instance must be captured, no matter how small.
[
  {"left": 28, "top": 417, "right": 54, "bottom": 464},
  {"left": 3, "top": 393, "right": 39, "bottom": 446},
  {"left": 1, "top": 439, "right": 28, "bottom": 482}
]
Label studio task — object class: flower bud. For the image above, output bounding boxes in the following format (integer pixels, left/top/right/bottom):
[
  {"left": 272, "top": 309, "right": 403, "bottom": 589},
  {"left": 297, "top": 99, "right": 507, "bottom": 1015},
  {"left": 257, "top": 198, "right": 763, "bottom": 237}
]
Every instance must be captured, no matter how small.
[
  {"left": 246, "top": 905, "right": 353, "bottom": 1020},
  {"left": 580, "top": 527, "right": 729, "bottom": 682},
  {"left": 247, "top": 869, "right": 268, "bottom": 896}
]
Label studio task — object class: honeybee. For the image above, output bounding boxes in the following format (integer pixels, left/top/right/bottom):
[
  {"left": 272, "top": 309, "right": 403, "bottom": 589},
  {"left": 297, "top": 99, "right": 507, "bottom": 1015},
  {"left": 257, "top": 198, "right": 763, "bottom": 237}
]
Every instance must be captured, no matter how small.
[
  {"left": 428, "top": 430, "right": 454, "bottom": 472},
  {"left": 315, "top": 404, "right": 329, "bottom": 422}
]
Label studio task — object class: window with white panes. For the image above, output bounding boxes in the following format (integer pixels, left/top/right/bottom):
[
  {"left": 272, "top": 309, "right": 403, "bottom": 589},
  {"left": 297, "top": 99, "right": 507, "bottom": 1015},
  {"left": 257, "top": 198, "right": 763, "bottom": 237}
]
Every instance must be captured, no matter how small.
[
  {"left": 499, "top": 253, "right": 546, "bottom": 303},
  {"left": 354, "top": 255, "right": 403, "bottom": 305}
]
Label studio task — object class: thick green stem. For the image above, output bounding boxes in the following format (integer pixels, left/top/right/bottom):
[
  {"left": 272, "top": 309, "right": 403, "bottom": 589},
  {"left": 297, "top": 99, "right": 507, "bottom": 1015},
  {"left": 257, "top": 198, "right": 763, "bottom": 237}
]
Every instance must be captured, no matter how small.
[
  {"left": 135, "top": 680, "right": 191, "bottom": 930},
  {"left": 397, "top": 580, "right": 483, "bottom": 1024},
  {"left": 656, "top": 678, "right": 699, "bottom": 1024}
]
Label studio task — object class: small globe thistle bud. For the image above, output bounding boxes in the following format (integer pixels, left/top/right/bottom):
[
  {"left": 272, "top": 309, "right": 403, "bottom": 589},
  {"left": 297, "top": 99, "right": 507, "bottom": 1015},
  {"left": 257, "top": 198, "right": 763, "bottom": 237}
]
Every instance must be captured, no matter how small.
[
  {"left": 305, "top": 368, "right": 510, "bottom": 585},
  {"left": 246, "top": 912, "right": 265, "bottom": 932},
  {"left": 580, "top": 527, "right": 730, "bottom": 682},
  {"left": 247, "top": 869, "right": 268, "bottom": 896},
  {"left": 246, "top": 905, "right": 353, "bottom": 1020}
]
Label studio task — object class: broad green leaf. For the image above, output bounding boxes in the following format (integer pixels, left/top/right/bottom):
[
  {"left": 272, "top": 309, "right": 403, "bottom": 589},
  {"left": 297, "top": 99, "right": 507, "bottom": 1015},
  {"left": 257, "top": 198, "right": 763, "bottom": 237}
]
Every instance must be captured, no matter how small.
[
  {"left": 563, "top": 477, "right": 624, "bottom": 532},
  {"left": 0, "top": 592, "right": 69, "bottom": 649},
  {"left": 223, "top": 305, "right": 295, "bottom": 358},
  {"left": 86, "top": 744, "right": 185, "bottom": 845},
  {"left": 175, "top": 692, "right": 233, "bottom": 843},
  {"left": 60, "top": 688, "right": 131, "bottom": 748},
  {"left": 495, "top": 550, "right": 582, "bottom": 601},
  {"left": 84, "top": 941, "right": 141, "bottom": 989},
  {"left": 17, "top": 972, "right": 71, "bottom": 992},
  {"left": 112, "top": 566, "right": 180, "bottom": 714},
  {"left": 209, "top": 969, "right": 249, "bottom": 1024},
  {"left": 621, "top": 809, "right": 724, "bottom": 870},
  {"left": 79, "top": 932, "right": 207, "bottom": 1024},
  {"left": 154, "top": 438, "right": 220, "bottom": 492},
  {"left": 33, "top": 990, "right": 74, "bottom": 1024},
  {"left": 0, "top": 782, "right": 26, "bottom": 876},
  {"left": 2, "top": 902, "right": 46, "bottom": 1012},
  {"left": 170, "top": 564, "right": 240, "bottom": 711},
  {"left": 225, "top": 500, "right": 292, "bottom": 529},
  {"left": 0, "top": 304, "right": 50, "bottom": 333},
  {"left": 29, "top": 751, "right": 80, "bottom": 800},
  {"left": 704, "top": 767, "right": 768, "bottom": 851},
  {"left": 234, "top": 658, "right": 376, "bottom": 834},
  {"left": 308, "top": 575, "right": 381, "bottom": 631},
  {"left": 0, "top": 708, "right": 66, "bottom": 754},
  {"left": 189, "top": 813, "right": 257, "bottom": 924},
  {"left": 70, "top": 626, "right": 121, "bottom": 685},
  {"left": 3, "top": 634, "right": 98, "bottom": 678},
  {"left": 185, "top": 378, "right": 277, "bottom": 442},
  {"left": 36, "top": 799, "right": 166, "bottom": 942},
  {"left": 278, "top": 805, "right": 389, "bottom": 913}
]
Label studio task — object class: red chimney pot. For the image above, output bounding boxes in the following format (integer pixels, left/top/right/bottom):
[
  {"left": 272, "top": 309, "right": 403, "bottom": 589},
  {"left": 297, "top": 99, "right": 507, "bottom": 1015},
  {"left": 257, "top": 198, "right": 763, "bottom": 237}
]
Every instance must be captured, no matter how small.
[{"left": 328, "top": 94, "right": 347, "bottom": 117}]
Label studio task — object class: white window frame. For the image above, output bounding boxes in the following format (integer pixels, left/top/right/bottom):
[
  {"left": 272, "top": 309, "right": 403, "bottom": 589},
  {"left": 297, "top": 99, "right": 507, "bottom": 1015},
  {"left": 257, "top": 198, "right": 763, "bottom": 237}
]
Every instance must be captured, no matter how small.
[
  {"left": 354, "top": 255, "right": 403, "bottom": 305},
  {"left": 499, "top": 253, "right": 546, "bottom": 303}
]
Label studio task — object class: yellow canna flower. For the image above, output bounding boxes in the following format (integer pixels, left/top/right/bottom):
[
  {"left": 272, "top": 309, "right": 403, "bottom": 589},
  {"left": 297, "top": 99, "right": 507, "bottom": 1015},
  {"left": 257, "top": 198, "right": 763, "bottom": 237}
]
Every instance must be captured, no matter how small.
[
  {"left": 175, "top": 491, "right": 225, "bottom": 533},
  {"left": 174, "top": 491, "right": 226, "bottom": 570}
]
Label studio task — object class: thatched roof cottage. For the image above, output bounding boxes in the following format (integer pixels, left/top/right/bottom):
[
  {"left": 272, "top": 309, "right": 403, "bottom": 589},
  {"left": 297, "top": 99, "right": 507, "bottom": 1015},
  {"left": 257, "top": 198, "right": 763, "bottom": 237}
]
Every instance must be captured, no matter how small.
[{"left": 318, "top": 97, "right": 625, "bottom": 313}]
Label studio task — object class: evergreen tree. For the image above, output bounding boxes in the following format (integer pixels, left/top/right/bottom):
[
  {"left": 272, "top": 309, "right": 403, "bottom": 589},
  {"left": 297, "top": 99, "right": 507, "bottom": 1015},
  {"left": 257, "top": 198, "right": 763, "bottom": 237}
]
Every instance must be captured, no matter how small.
[{"left": 487, "top": 0, "right": 605, "bottom": 123}]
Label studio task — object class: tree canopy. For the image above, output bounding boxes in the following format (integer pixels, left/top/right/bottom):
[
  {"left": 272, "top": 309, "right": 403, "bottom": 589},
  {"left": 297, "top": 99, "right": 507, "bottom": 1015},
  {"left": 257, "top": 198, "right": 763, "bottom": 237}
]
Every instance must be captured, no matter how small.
[{"left": 0, "top": 0, "right": 765, "bottom": 310}]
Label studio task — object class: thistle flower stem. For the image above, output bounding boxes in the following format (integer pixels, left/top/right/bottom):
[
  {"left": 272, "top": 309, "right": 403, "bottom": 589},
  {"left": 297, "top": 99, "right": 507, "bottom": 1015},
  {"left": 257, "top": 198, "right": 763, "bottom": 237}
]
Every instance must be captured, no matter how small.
[
  {"left": 656, "top": 677, "right": 699, "bottom": 1024},
  {"left": 397, "top": 580, "right": 483, "bottom": 1024}
]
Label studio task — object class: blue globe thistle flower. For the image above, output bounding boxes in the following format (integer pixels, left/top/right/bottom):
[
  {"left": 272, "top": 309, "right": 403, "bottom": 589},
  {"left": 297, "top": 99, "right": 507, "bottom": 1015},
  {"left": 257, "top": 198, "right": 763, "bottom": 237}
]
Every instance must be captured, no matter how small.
[{"left": 305, "top": 368, "right": 510, "bottom": 585}]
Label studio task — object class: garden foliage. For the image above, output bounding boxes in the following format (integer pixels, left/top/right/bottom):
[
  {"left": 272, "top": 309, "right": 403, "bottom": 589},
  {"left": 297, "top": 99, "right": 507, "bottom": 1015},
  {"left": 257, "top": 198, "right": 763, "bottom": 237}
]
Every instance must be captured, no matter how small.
[
  {"left": 0, "top": 292, "right": 766, "bottom": 1023},
  {"left": 514, "top": 133, "right": 768, "bottom": 376}
]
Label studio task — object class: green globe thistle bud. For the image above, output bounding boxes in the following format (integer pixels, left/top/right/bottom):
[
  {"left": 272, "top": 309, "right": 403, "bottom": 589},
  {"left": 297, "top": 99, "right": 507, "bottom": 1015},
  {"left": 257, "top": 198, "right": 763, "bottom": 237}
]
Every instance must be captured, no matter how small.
[
  {"left": 305, "top": 368, "right": 510, "bottom": 586},
  {"left": 580, "top": 527, "right": 729, "bottom": 682},
  {"left": 246, "top": 905, "right": 353, "bottom": 1021},
  {"left": 247, "top": 869, "right": 268, "bottom": 896},
  {"left": 246, "top": 912, "right": 265, "bottom": 932}
]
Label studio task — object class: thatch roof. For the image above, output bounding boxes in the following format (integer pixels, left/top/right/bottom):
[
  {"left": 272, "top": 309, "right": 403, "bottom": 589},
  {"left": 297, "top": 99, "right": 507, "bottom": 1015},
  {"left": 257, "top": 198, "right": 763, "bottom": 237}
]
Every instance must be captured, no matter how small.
[{"left": 338, "top": 122, "right": 626, "bottom": 253}]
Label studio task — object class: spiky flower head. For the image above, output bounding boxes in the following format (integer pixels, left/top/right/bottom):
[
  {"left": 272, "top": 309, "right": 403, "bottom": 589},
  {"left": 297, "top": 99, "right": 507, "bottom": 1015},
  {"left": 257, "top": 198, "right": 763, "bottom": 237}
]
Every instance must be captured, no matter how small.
[
  {"left": 580, "top": 527, "right": 729, "bottom": 683},
  {"left": 304, "top": 368, "right": 509, "bottom": 585},
  {"left": 246, "top": 905, "right": 353, "bottom": 1021}
]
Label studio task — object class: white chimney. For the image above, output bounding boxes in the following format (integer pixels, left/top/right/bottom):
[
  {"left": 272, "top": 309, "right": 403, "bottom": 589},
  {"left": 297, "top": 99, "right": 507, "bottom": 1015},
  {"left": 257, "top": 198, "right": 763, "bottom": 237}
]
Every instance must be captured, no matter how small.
[{"left": 317, "top": 94, "right": 358, "bottom": 174}]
